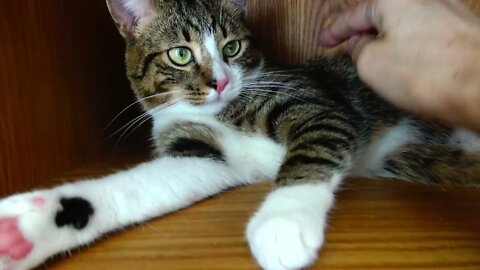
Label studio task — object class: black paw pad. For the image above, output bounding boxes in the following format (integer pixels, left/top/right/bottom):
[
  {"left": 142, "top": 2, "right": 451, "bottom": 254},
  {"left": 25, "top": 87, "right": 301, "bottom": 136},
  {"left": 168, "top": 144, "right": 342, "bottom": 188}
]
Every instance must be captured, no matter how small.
[{"left": 55, "top": 197, "right": 94, "bottom": 230}]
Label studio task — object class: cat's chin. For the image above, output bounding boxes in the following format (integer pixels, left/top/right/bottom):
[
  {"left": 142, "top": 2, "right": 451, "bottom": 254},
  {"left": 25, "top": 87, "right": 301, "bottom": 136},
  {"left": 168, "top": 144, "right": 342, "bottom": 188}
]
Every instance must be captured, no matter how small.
[
  {"left": 195, "top": 100, "right": 230, "bottom": 115},
  {"left": 199, "top": 90, "right": 239, "bottom": 115}
]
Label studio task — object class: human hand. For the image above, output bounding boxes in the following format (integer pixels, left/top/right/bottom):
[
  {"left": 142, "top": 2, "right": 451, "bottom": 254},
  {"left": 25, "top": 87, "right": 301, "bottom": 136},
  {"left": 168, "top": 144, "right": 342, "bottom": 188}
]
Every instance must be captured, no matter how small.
[{"left": 320, "top": 0, "right": 480, "bottom": 131}]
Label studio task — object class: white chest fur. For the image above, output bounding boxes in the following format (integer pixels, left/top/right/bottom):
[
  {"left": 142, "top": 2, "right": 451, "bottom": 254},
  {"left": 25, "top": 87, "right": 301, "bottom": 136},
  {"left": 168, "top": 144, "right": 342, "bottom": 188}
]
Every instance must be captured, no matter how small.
[{"left": 152, "top": 104, "right": 287, "bottom": 181}]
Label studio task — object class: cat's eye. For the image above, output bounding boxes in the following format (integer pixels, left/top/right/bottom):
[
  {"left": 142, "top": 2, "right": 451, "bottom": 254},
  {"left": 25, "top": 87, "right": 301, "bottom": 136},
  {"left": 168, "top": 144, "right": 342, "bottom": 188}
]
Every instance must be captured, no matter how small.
[
  {"left": 223, "top": 40, "right": 242, "bottom": 58},
  {"left": 168, "top": 47, "right": 194, "bottom": 66}
]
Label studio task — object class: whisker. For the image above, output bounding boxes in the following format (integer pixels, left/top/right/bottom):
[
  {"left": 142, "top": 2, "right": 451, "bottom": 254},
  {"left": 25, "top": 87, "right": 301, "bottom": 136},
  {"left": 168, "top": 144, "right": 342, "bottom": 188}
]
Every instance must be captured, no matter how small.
[
  {"left": 238, "top": 93, "right": 256, "bottom": 103},
  {"left": 116, "top": 98, "right": 183, "bottom": 144},
  {"left": 107, "top": 97, "right": 181, "bottom": 143},
  {"left": 253, "top": 69, "right": 301, "bottom": 76},
  {"left": 243, "top": 82, "right": 311, "bottom": 93},
  {"left": 243, "top": 88, "right": 315, "bottom": 105},
  {"left": 242, "top": 69, "right": 301, "bottom": 80},
  {"left": 106, "top": 111, "right": 151, "bottom": 142},
  {"left": 243, "top": 81, "right": 303, "bottom": 88},
  {"left": 102, "top": 91, "right": 183, "bottom": 134},
  {"left": 117, "top": 115, "right": 153, "bottom": 145}
]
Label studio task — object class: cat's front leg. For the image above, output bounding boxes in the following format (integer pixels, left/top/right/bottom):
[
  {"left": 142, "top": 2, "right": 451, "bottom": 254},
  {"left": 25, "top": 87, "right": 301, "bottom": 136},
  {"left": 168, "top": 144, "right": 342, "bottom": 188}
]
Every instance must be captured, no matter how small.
[
  {"left": 246, "top": 179, "right": 340, "bottom": 270},
  {"left": 0, "top": 156, "right": 259, "bottom": 270},
  {"left": 0, "top": 189, "right": 93, "bottom": 270},
  {"left": 247, "top": 107, "right": 358, "bottom": 270},
  {"left": 247, "top": 172, "right": 350, "bottom": 270}
]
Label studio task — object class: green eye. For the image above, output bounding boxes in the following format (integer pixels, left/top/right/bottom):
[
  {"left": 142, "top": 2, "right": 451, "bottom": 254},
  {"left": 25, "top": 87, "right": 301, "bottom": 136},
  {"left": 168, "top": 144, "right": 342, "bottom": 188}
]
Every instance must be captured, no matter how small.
[
  {"left": 223, "top": 40, "right": 241, "bottom": 58},
  {"left": 168, "top": 47, "right": 193, "bottom": 66}
]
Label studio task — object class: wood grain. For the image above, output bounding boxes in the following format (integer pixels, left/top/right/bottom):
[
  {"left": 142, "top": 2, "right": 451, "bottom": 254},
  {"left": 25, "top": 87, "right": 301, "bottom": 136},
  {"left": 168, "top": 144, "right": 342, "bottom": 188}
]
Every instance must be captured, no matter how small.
[
  {"left": 0, "top": 1, "right": 143, "bottom": 196},
  {"left": 42, "top": 152, "right": 480, "bottom": 270},
  {"left": 247, "top": 0, "right": 480, "bottom": 64},
  {"left": 1, "top": 0, "right": 479, "bottom": 196},
  {"left": 1, "top": 1, "right": 480, "bottom": 268},
  {"left": 465, "top": 0, "right": 480, "bottom": 13}
]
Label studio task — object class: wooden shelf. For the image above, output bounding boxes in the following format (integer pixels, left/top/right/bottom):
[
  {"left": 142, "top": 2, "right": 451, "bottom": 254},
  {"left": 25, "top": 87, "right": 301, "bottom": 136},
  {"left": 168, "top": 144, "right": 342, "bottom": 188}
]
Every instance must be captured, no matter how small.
[
  {"left": 2, "top": 1, "right": 479, "bottom": 269},
  {"left": 38, "top": 150, "right": 480, "bottom": 270}
]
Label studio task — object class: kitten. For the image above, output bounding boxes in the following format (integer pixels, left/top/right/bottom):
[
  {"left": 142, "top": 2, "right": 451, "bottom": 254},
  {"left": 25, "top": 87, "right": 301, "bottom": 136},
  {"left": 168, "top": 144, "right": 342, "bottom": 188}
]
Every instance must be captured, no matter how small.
[{"left": 1, "top": 0, "right": 480, "bottom": 269}]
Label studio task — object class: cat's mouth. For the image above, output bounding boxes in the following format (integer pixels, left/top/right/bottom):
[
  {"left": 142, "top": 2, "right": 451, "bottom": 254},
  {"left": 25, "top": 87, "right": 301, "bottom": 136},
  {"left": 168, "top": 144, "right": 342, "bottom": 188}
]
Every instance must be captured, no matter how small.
[
  {"left": 203, "top": 88, "right": 227, "bottom": 104},
  {"left": 184, "top": 72, "right": 242, "bottom": 109},
  {"left": 182, "top": 85, "right": 238, "bottom": 115}
]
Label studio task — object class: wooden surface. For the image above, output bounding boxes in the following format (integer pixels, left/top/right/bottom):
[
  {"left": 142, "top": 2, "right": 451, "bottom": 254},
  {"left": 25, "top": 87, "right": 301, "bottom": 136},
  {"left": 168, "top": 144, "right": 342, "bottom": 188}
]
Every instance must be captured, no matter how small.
[
  {"left": 2, "top": 1, "right": 480, "bottom": 268},
  {"left": 0, "top": 0, "right": 142, "bottom": 196},
  {"left": 42, "top": 152, "right": 480, "bottom": 270},
  {"left": 247, "top": 0, "right": 480, "bottom": 64},
  {"left": 465, "top": 0, "right": 480, "bottom": 15}
]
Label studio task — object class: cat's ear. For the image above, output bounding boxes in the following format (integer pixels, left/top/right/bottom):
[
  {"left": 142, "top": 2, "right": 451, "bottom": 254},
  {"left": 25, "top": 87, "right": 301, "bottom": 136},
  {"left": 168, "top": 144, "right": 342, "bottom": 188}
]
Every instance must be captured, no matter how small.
[{"left": 106, "top": 0, "right": 156, "bottom": 38}]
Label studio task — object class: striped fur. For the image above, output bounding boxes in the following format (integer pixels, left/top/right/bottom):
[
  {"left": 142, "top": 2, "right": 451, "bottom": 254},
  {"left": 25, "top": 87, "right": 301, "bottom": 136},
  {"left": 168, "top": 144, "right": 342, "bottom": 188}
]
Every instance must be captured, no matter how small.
[
  {"left": 111, "top": 0, "right": 480, "bottom": 195},
  {"left": 0, "top": 1, "right": 478, "bottom": 270},
  {"left": 109, "top": 0, "right": 480, "bottom": 269}
]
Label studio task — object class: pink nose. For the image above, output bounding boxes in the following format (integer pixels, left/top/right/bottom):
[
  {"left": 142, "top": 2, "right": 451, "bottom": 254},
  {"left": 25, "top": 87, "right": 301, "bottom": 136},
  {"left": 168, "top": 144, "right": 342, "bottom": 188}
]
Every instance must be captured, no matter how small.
[{"left": 216, "top": 78, "right": 229, "bottom": 94}]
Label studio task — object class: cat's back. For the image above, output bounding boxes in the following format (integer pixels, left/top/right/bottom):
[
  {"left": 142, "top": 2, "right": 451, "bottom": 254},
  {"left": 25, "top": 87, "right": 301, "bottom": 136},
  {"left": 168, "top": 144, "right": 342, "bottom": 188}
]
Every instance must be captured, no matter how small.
[
  {"left": 220, "top": 56, "right": 404, "bottom": 131},
  {"left": 300, "top": 57, "right": 411, "bottom": 126}
]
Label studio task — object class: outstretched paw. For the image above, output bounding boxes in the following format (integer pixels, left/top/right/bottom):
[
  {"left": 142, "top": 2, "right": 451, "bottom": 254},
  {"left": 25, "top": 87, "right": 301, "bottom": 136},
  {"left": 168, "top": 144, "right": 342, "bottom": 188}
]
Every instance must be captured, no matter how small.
[
  {"left": 247, "top": 211, "right": 324, "bottom": 270},
  {"left": 0, "top": 191, "right": 94, "bottom": 270},
  {"left": 0, "top": 218, "right": 33, "bottom": 261},
  {"left": 247, "top": 184, "right": 333, "bottom": 270}
]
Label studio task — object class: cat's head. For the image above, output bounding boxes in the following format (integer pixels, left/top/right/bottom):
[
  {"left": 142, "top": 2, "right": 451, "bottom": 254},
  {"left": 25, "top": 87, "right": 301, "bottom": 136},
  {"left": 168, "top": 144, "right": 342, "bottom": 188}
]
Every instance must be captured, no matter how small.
[{"left": 107, "top": 0, "right": 263, "bottom": 115}]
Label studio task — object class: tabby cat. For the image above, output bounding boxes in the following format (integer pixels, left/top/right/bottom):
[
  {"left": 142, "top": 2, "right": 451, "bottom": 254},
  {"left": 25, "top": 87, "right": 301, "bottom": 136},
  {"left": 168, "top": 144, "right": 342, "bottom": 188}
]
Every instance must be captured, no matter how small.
[{"left": 1, "top": 0, "right": 480, "bottom": 269}]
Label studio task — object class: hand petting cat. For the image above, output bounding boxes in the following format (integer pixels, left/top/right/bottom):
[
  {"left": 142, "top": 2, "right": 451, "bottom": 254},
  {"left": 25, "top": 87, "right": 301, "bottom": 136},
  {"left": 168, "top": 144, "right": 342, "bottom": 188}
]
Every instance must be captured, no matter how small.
[
  {"left": 321, "top": 0, "right": 480, "bottom": 132},
  {"left": 1, "top": 1, "right": 480, "bottom": 270}
]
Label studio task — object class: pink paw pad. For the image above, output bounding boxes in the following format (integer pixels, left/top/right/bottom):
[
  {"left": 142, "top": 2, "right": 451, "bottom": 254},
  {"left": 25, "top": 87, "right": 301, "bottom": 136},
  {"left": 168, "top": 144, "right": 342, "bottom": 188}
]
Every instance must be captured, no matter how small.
[
  {"left": 0, "top": 218, "right": 33, "bottom": 260},
  {"left": 32, "top": 197, "right": 46, "bottom": 207}
]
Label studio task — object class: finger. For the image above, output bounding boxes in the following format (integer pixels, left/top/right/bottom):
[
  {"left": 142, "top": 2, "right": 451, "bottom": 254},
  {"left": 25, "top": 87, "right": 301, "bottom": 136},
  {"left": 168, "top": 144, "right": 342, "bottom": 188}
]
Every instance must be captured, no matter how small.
[
  {"left": 355, "top": 41, "right": 412, "bottom": 111},
  {"left": 348, "top": 33, "right": 377, "bottom": 62},
  {"left": 347, "top": 34, "right": 364, "bottom": 55},
  {"left": 320, "top": 0, "right": 382, "bottom": 47}
]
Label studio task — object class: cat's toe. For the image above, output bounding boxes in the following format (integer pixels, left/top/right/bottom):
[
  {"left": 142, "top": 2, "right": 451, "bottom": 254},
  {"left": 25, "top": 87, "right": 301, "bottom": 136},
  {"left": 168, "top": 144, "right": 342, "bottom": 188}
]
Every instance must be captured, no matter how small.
[
  {"left": 246, "top": 184, "right": 333, "bottom": 270},
  {"left": 0, "top": 192, "right": 57, "bottom": 270},
  {"left": 0, "top": 218, "right": 33, "bottom": 260},
  {"left": 247, "top": 211, "right": 324, "bottom": 270},
  {"left": 0, "top": 191, "right": 94, "bottom": 270}
]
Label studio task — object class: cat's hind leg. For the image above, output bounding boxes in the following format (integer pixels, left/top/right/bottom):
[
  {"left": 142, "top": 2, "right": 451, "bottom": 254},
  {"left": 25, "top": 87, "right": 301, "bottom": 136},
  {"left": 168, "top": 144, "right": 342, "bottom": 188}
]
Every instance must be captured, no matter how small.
[{"left": 379, "top": 144, "right": 480, "bottom": 186}]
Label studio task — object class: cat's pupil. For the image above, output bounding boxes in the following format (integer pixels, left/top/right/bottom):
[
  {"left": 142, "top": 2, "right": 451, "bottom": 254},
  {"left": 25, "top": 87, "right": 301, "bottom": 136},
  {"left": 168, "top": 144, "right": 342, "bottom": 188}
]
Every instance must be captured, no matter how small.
[{"left": 179, "top": 49, "right": 186, "bottom": 58}]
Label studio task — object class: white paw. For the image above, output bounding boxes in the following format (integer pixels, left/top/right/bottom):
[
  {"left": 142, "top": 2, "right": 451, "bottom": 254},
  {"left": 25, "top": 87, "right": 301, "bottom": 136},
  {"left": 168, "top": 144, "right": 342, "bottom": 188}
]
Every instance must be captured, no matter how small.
[
  {"left": 0, "top": 190, "right": 94, "bottom": 270},
  {"left": 247, "top": 210, "right": 324, "bottom": 270},
  {"left": 246, "top": 184, "right": 334, "bottom": 270}
]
